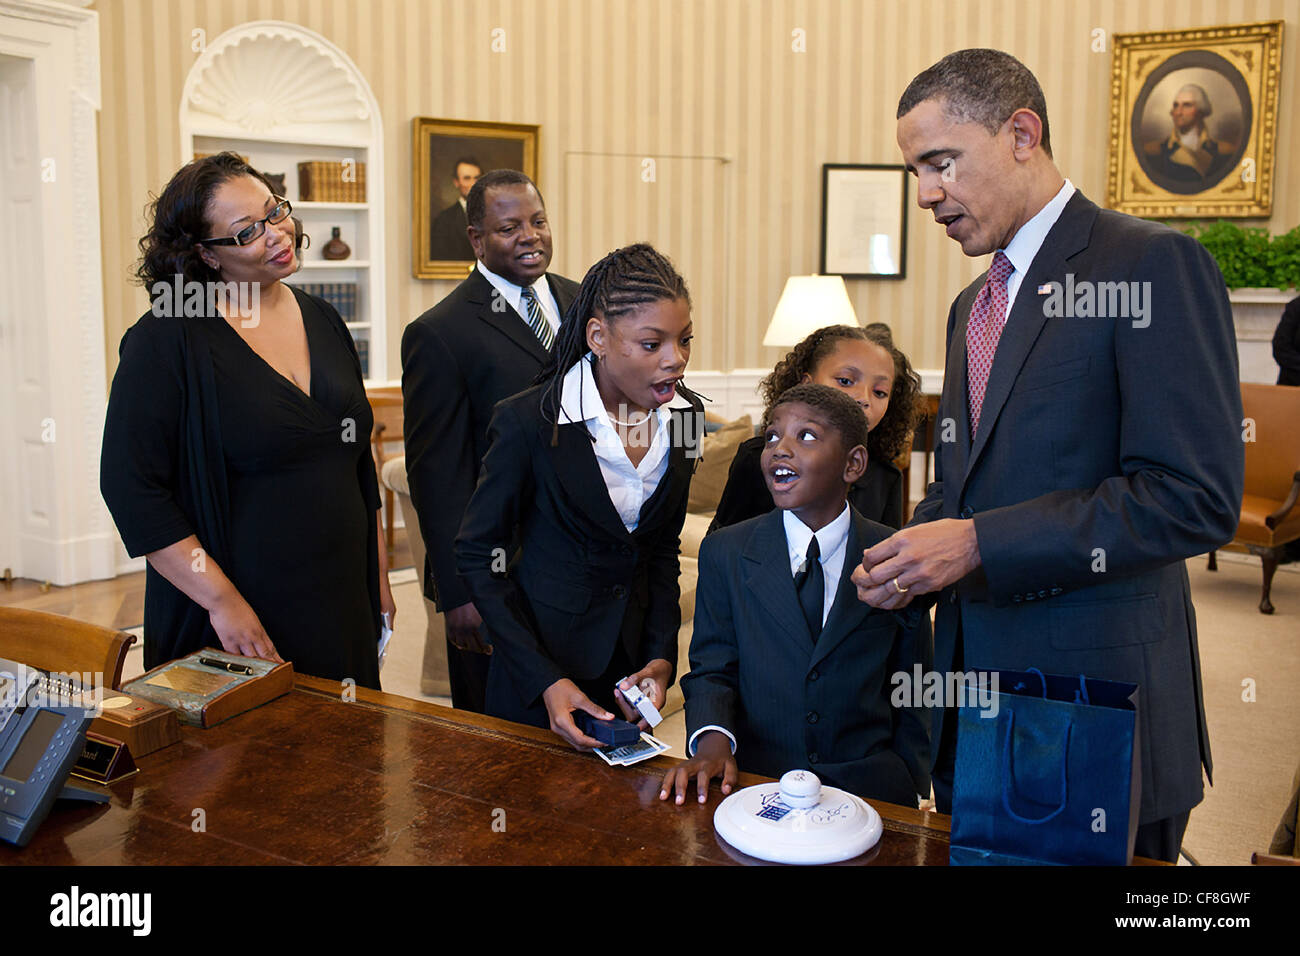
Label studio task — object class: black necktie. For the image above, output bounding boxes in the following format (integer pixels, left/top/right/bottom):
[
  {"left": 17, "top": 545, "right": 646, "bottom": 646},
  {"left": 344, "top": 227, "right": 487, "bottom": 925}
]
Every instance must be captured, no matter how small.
[{"left": 794, "top": 535, "right": 823, "bottom": 642}]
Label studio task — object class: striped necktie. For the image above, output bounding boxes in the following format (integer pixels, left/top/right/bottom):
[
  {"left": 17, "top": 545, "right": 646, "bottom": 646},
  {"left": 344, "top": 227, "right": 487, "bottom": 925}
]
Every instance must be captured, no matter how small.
[{"left": 519, "top": 284, "right": 554, "bottom": 351}]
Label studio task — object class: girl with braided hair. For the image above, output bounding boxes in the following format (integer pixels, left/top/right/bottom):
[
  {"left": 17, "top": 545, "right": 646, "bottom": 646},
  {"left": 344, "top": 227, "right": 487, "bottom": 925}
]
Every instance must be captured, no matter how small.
[
  {"left": 709, "top": 323, "right": 924, "bottom": 534},
  {"left": 456, "top": 243, "right": 705, "bottom": 749}
]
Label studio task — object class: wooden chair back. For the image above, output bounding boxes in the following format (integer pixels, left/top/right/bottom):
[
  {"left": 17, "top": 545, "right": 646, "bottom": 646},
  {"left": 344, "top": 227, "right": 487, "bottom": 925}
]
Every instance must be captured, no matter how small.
[
  {"left": 0, "top": 607, "right": 136, "bottom": 689},
  {"left": 1241, "top": 383, "right": 1300, "bottom": 500},
  {"left": 366, "top": 389, "right": 406, "bottom": 559}
]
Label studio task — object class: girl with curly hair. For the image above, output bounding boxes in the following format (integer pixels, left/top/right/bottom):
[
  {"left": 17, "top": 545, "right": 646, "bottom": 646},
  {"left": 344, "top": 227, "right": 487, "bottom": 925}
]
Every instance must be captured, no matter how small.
[{"left": 708, "top": 323, "right": 923, "bottom": 533}]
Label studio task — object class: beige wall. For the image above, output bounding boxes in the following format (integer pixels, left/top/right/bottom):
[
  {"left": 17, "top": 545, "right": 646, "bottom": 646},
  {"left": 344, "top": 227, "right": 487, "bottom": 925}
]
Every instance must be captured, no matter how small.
[{"left": 95, "top": 0, "right": 1300, "bottom": 381}]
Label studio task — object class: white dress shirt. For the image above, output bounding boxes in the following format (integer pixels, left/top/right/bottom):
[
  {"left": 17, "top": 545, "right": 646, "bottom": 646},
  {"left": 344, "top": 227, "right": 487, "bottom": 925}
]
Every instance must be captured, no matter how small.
[
  {"left": 476, "top": 260, "right": 562, "bottom": 336},
  {"left": 688, "top": 502, "right": 853, "bottom": 758},
  {"left": 1001, "top": 179, "right": 1075, "bottom": 312},
  {"left": 781, "top": 505, "right": 851, "bottom": 626},
  {"left": 556, "top": 353, "right": 692, "bottom": 532}
]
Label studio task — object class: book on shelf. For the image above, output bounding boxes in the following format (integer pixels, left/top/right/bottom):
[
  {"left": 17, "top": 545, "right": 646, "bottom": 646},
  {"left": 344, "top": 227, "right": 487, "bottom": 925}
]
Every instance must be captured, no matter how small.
[
  {"left": 354, "top": 334, "right": 370, "bottom": 378},
  {"left": 296, "top": 282, "right": 357, "bottom": 323}
]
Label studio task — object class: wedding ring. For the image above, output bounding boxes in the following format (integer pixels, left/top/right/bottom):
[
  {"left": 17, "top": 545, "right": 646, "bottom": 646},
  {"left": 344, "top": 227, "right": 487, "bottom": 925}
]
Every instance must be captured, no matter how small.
[{"left": 892, "top": 577, "right": 909, "bottom": 594}]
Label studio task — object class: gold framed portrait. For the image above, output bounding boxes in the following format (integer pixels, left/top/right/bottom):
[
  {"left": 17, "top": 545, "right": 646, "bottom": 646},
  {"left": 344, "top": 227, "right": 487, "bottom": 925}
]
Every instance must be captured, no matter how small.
[
  {"left": 1106, "top": 20, "right": 1283, "bottom": 218},
  {"left": 412, "top": 118, "right": 539, "bottom": 279}
]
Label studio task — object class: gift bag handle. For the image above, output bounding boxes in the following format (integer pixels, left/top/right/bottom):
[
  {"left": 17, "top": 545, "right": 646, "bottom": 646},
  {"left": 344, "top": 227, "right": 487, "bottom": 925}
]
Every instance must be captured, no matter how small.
[
  {"left": 1018, "top": 667, "right": 1090, "bottom": 705},
  {"left": 1000, "top": 710, "right": 1072, "bottom": 824}
]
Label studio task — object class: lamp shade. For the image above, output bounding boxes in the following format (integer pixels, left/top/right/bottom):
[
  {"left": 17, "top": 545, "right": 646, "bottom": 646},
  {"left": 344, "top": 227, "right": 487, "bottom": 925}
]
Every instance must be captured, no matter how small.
[{"left": 762, "top": 275, "right": 859, "bottom": 347}]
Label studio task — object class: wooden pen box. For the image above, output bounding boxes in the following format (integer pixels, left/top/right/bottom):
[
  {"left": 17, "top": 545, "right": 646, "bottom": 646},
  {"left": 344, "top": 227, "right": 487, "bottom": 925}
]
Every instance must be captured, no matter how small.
[{"left": 122, "top": 649, "right": 294, "bottom": 728}]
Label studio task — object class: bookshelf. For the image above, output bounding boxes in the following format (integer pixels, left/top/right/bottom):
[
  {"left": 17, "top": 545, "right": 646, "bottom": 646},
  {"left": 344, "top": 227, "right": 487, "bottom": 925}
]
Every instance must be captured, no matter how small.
[{"left": 179, "top": 22, "right": 387, "bottom": 381}]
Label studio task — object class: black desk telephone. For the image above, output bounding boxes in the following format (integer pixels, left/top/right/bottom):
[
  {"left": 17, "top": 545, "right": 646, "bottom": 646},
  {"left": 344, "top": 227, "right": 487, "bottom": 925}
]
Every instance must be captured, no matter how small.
[{"left": 0, "top": 657, "right": 108, "bottom": 848}]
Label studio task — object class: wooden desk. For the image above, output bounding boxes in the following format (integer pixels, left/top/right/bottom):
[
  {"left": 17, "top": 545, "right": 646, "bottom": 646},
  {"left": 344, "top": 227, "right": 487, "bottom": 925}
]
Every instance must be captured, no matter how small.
[{"left": 2, "top": 676, "right": 954, "bottom": 865}]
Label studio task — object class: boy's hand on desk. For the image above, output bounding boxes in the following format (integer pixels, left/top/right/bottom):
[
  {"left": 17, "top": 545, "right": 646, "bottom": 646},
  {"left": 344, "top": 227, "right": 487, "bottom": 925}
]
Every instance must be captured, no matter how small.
[
  {"left": 659, "top": 732, "right": 738, "bottom": 805},
  {"left": 616, "top": 658, "right": 671, "bottom": 730},
  {"left": 542, "top": 679, "right": 614, "bottom": 751}
]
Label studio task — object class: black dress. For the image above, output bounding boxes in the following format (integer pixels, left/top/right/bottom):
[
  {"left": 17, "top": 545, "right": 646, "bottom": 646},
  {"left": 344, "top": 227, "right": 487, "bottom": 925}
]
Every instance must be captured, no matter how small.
[
  {"left": 101, "top": 286, "right": 382, "bottom": 689},
  {"left": 707, "top": 435, "right": 906, "bottom": 535}
]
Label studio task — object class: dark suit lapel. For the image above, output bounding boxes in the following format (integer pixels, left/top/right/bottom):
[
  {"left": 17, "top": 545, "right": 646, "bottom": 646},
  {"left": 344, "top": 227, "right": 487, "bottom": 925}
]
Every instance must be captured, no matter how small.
[
  {"left": 546, "top": 273, "right": 579, "bottom": 317},
  {"left": 945, "top": 287, "right": 977, "bottom": 483},
  {"left": 544, "top": 421, "right": 632, "bottom": 541},
  {"left": 468, "top": 269, "right": 551, "bottom": 364},
  {"left": 962, "top": 191, "right": 1097, "bottom": 487},
  {"left": 809, "top": 513, "right": 874, "bottom": 670},
  {"left": 742, "top": 510, "right": 810, "bottom": 643}
]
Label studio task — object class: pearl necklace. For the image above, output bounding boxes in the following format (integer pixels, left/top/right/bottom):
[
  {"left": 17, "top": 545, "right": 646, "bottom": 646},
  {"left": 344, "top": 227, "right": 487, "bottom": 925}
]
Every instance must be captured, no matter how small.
[{"left": 610, "top": 410, "right": 652, "bottom": 427}]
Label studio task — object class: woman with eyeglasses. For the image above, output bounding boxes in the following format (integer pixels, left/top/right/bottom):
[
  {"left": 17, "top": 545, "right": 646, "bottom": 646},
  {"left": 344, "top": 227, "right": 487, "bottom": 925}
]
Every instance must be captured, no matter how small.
[{"left": 101, "top": 152, "right": 394, "bottom": 689}]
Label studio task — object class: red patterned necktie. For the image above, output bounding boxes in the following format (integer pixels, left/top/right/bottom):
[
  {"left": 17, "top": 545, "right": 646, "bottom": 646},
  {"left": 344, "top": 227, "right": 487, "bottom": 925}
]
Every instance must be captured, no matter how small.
[{"left": 966, "top": 250, "right": 1015, "bottom": 436}]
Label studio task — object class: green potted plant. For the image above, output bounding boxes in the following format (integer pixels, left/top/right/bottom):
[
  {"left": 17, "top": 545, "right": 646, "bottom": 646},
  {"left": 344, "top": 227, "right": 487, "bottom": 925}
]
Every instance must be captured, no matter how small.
[{"left": 1176, "top": 221, "right": 1300, "bottom": 292}]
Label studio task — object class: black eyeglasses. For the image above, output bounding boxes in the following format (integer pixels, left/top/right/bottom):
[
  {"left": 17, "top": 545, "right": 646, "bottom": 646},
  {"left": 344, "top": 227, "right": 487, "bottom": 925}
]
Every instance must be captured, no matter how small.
[{"left": 198, "top": 198, "right": 293, "bottom": 247}]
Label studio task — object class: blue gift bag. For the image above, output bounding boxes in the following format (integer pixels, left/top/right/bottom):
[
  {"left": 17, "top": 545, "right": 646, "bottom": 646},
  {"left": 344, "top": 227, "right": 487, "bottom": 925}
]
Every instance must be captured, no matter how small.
[{"left": 949, "top": 669, "right": 1140, "bottom": 866}]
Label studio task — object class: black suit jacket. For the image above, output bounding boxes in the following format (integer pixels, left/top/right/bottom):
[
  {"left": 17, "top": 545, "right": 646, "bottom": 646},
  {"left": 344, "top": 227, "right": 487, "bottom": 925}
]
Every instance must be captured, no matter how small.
[
  {"left": 912, "top": 189, "right": 1243, "bottom": 823},
  {"left": 455, "top": 382, "right": 705, "bottom": 712},
  {"left": 429, "top": 201, "right": 474, "bottom": 260},
  {"left": 401, "top": 268, "right": 581, "bottom": 611},
  {"left": 683, "top": 507, "right": 930, "bottom": 806},
  {"left": 1273, "top": 294, "right": 1300, "bottom": 386}
]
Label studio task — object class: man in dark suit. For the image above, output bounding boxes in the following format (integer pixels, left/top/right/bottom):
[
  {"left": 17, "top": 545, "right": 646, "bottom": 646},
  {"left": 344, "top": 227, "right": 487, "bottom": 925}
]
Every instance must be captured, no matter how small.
[
  {"left": 1273, "top": 294, "right": 1300, "bottom": 387},
  {"left": 428, "top": 157, "right": 481, "bottom": 260},
  {"left": 853, "top": 49, "right": 1243, "bottom": 863},
  {"left": 402, "top": 169, "right": 581, "bottom": 711}
]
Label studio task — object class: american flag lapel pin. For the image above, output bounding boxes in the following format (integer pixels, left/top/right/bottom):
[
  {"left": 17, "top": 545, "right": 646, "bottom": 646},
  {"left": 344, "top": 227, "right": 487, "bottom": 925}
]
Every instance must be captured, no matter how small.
[{"left": 1037, "top": 283, "right": 1053, "bottom": 295}]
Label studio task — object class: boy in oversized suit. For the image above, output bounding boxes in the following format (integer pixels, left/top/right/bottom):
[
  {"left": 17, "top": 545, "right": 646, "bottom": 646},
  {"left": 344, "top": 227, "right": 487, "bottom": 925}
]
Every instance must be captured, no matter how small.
[
  {"left": 854, "top": 49, "right": 1243, "bottom": 862},
  {"left": 661, "top": 384, "right": 931, "bottom": 807}
]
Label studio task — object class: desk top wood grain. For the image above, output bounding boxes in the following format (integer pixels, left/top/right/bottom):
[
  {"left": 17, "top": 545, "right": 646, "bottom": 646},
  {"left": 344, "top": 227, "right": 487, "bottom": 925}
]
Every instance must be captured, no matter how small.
[{"left": 2, "top": 676, "right": 964, "bottom": 866}]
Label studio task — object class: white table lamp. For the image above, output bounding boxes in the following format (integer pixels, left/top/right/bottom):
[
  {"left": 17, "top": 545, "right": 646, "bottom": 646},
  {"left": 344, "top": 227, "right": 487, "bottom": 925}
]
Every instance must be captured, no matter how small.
[{"left": 762, "top": 275, "right": 859, "bottom": 348}]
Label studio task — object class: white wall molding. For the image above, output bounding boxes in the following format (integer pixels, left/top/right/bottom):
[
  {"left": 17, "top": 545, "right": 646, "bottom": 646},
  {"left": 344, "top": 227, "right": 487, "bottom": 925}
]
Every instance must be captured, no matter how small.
[
  {"left": 182, "top": 23, "right": 371, "bottom": 138},
  {"left": 1228, "top": 288, "right": 1292, "bottom": 384},
  {"left": 686, "top": 368, "right": 766, "bottom": 423},
  {"left": 0, "top": 0, "right": 115, "bottom": 586},
  {"left": 688, "top": 367, "right": 946, "bottom": 422}
]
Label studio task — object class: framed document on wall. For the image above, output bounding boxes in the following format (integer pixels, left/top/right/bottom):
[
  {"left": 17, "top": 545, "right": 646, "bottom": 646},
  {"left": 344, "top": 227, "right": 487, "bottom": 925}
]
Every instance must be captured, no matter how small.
[
  {"left": 413, "top": 118, "right": 540, "bottom": 279},
  {"left": 820, "top": 164, "right": 908, "bottom": 280}
]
